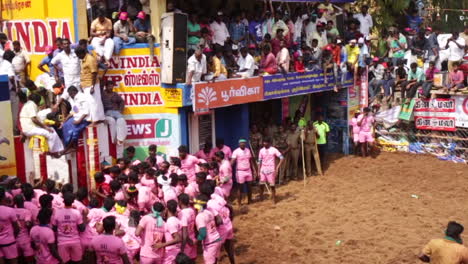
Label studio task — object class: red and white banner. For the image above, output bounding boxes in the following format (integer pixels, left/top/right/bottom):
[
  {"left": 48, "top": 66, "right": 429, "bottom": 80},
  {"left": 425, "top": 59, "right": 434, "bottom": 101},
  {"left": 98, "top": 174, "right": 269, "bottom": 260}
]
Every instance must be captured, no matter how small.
[
  {"left": 414, "top": 98, "right": 457, "bottom": 131},
  {"left": 454, "top": 96, "right": 468, "bottom": 128}
]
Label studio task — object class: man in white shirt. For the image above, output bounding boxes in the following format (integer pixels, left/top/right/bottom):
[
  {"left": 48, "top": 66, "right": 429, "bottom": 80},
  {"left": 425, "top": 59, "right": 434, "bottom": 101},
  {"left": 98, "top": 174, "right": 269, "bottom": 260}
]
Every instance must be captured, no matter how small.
[
  {"left": 210, "top": 12, "right": 230, "bottom": 47},
  {"left": 12, "top": 41, "right": 30, "bottom": 86},
  {"left": 1, "top": 51, "right": 19, "bottom": 133},
  {"left": 444, "top": 32, "right": 466, "bottom": 72},
  {"left": 309, "top": 23, "right": 328, "bottom": 49},
  {"left": 186, "top": 50, "right": 207, "bottom": 85},
  {"left": 61, "top": 86, "right": 91, "bottom": 151},
  {"left": 276, "top": 41, "right": 290, "bottom": 74},
  {"left": 51, "top": 38, "right": 81, "bottom": 91},
  {"left": 237, "top": 47, "right": 255, "bottom": 78},
  {"left": 353, "top": 5, "right": 373, "bottom": 37},
  {"left": 19, "top": 94, "right": 64, "bottom": 155}
]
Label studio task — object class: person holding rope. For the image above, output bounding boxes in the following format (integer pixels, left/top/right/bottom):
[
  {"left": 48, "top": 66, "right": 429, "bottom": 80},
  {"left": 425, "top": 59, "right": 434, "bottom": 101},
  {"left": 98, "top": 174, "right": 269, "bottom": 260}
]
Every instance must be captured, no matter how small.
[{"left": 258, "top": 137, "right": 284, "bottom": 204}]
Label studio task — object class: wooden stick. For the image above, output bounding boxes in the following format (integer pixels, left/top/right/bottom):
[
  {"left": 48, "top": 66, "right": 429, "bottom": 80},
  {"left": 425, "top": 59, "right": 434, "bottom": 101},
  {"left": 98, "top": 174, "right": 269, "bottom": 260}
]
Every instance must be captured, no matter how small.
[{"left": 301, "top": 130, "right": 307, "bottom": 187}]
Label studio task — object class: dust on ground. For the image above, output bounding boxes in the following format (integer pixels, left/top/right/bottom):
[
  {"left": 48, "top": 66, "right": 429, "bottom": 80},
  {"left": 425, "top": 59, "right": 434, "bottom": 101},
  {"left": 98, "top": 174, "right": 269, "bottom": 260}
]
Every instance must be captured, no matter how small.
[{"left": 219, "top": 152, "right": 468, "bottom": 264}]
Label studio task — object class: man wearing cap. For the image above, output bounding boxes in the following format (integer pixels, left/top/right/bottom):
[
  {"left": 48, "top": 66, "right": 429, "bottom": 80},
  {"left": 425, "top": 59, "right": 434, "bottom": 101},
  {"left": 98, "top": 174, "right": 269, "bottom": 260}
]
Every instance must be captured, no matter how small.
[
  {"left": 12, "top": 40, "right": 30, "bottom": 86},
  {"left": 90, "top": 9, "right": 114, "bottom": 67},
  {"left": 210, "top": 12, "right": 230, "bottom": 49},
  {"left": 186, "top": 49, "right": 207, "bottom": 85},
  {"left": 231, "top": 138, "right": 257, "bottom": 205},
  {"left": 38, "top": 46, "right": 56, "bottom": 77},
  {"left": 134, "top": 10, "right": 156, "bottom": 60},
  {"left": 353, "top": 5, "right": 373, "bottom": 37},
  {"left": 345, "top": 39, "right": 360, "bottom": 71},
  {"left": 113, "top": 12, "right": 136, "bottom": 55}
]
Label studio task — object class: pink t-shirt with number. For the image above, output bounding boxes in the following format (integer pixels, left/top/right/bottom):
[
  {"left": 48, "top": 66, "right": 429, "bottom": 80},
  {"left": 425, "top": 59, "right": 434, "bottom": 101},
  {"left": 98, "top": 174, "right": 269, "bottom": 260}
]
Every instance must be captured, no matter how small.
[
  {"left": 91, "top": 234, "right": 127, "bottom": 264},
  {"left": 207, "top": 194, "right": 232, "bottom": 238},
  {"left": 138, "top": 215, "right": 165, "bottom": 258},
  {"left": 258, "top": 147, "right": 282, "bottom": 168},
  {"left": 52, "top": 207, "right": 83, "bottom": 244},
  {"left": 178, "top": 208, "right": 196, "bottom": 241},
  {"left": 15, "top": 207, "right": 32, "bottom": 244},
  {"left": 30, "top": 225, "right": 59, "bottom": 264},
  {"left": 164, "top": 216, "right": 181, "bottom": 251},
  {"left": 218, "top": 159, "right": 233, "bottom": 196},
  {"left": 181, "top": 155, "right": 199, "bottom": 182},
  {"left": 0, "top": 205, "right": 17, "bottom": 244},
  {"left": 232, "top": 147, "right": 252, "bottom": 171},
  {"left": 357, "top": 114, "right": 375, "bottom": 132},
  {"left": 195, "top": 209, "right": 220, "bottom": 245}
]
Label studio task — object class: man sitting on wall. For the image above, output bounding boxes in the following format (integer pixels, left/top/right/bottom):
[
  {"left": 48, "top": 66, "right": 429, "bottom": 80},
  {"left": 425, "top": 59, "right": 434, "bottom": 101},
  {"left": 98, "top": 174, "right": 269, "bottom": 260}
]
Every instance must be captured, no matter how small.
[
  {"left": 90, "top": 8, "right": 115, "bottom": 67},
  {"left": 61, "top": 86, "right": 91, "bottom": 153},
  {"left": 19, "top": 93, "right": 64, "bottom": 157},
  {"left": 101, "top": 80, "right": 127, "bottom": 145}
]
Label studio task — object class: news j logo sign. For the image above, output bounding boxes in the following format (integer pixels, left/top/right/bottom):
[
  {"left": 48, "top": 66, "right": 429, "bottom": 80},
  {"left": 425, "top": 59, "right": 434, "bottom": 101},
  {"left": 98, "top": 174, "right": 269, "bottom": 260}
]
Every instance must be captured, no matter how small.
[{"left": 126, "top": 118, "right": 172, "bottom": 140}]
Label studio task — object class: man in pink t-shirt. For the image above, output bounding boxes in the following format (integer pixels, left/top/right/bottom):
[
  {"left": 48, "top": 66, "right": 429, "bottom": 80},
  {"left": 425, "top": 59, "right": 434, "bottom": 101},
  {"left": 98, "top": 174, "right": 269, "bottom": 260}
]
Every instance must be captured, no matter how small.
[
  {"left": 178, "top": 145, "right": 199, "bottom": 182},
  {"left": 13, "top": 195, "right": 34, "bottom": 260},
  {"left": 209, "top": 138, "right": 232, "bottom": 160},
  {"left": 214, "top": 151, "right": 233, "bottom": 198},
  {"left": 155, "top": 200, "right": 182, "bottom": 264},
  {"left": 136, "top": 202, "right": 165, "bottom": 264},
  {"left": 357, "top": 107, "right": 375, "bottom": 157},
  {"left": 22, "top": 187, "right": 39, "bottom": 223},
  {"left": 91, "top": 216, "right": 131, "bottom": 264},
  {"left": 52, "top": 192, "right": 86, "bottom": 263},
  {"left": 194, "top": 142, "right": 212, "bottom": 161},
  {"left": 258, "top": 138, "right": 284, "bottom": 203},
  {"left": 0, "top": 190, "right": 19, "bottom": 262},
  {"left": 30, "top": 208, "right": 63, "bottom": 264},
  {"left": 178, "top": 194, "right": 197, "bottom": 260},
  {"left": 447, "top": 62, "right": 465, "bottom": 92},
  {"left": 195, "top": 194, "right": 222, "bottom": 264},
  {"left": 350, "top": 110, "right": 361, "bottom": 155},
  {"left": 231, "top": 138, "right": 257, "bottom": 205}
]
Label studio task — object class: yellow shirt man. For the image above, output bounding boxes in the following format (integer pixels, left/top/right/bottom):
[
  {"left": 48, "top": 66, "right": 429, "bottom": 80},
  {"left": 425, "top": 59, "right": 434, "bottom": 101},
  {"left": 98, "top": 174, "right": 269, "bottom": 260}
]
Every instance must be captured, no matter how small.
[
  {"left": 80, "top": 53, "right": 98, "bottom": 88},
  {"left": 422, "top": 238, "right": 468, "bottom": 264},
  {"left": 213, "top": 56, "right": 227, "bottom": 78},
  {"left": 346, "top": 43, "right": 360, "bottom": 65}
]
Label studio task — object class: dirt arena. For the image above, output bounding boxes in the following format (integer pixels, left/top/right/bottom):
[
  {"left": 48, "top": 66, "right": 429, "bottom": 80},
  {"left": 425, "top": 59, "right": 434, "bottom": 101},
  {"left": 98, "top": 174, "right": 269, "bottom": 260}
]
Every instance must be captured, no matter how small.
[{"left": 221, "top": 152, "right": 468, "bottom": 264}]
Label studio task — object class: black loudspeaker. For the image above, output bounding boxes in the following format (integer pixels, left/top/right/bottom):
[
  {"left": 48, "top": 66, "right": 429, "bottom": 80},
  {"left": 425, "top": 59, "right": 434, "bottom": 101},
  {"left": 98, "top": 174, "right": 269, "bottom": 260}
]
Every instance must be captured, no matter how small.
[{"left": 161, "top": 12, "right": 187, "bottom": 84}]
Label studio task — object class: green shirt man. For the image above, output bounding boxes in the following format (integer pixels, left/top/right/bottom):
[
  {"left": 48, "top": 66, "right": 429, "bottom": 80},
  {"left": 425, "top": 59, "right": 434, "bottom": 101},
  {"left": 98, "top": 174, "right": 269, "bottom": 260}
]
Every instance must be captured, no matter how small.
[{"left": 313, "top": 120, "right": 330, "bottom": 145}]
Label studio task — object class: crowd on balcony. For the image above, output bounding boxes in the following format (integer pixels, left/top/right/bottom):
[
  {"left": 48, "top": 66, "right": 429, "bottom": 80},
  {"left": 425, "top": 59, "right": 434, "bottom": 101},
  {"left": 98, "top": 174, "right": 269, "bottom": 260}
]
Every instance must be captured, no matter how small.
[{"left": 185, "top": 0, "right": 468, "bottom": 103}]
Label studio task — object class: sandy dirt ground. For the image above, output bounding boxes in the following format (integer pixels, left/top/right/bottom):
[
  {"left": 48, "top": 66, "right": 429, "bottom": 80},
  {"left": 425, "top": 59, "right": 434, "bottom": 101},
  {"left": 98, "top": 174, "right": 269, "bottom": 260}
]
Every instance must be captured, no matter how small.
[{"left": 216, "top": 152, "right": 468, "bottom": 264}]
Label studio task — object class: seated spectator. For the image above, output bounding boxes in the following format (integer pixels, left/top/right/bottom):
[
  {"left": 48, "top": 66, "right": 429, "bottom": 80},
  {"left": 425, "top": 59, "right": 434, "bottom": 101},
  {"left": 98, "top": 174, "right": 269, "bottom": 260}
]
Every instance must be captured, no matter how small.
[
  {"left": 271, "top": 11, "right": 289, "bottom": 39},
  {"left": 422, "top": 61, "right": 439, "bottom": 98},
  {"left": 101, "top": 81, "right": 127, "bottom": 145},
  {"left": 90, "top": 9, "right": 114, "bottom": 67},
  {"left": 236, "top": 47, "right": 255, "bottom": 78},
  {"left": 369, "top": 57, "right": 385, "bottom": 99},
  {"left": 38, "top": 46, "right": 56, "bottom": 77},
  {"left": 259, "top": 33, "right": 272, "bottom": 54},
  {"left": 249, "top": 13, "right": 263, "bottom": 44},
  {"left": 309, "top": 39, "right": 323, "bottom": 71},
  {"left": 271, "top": 29, "right": 284, "bottom": 58},
  {"left": 62, "top": 86, "right": 91, "bottom": 151},
  {"left": 187, "top": 13, "right": 201, "bottom": 52},
  {"left": 186, "top": 49, "right": 207, "bottom": 85},
  {"left": 210, "top": 12, "right": 230, "bottom": 49},
  {"left": 259, "top": 45, "right": 277, "bottom": 75},
  {"left": 357, "top": 37, "right": 369, "bottom": 68},
  {"left": 276, "top": 40, "right": 290, "bottom": 74},
  {"left": 229, "top": 13, "right": 247, "bottom": 47},
  {"left": 223, "top": 47, "right": 239, "bottom": 77},
  {"left": 390, "top": 30, "right": 407, "bottom": 67},
  {"left": 446, "top": 62, "right": 465, "bottom": 92},
  {"left": 113, "top": 12, "right": 136, "bottom": 55},
  {"left": 345, "top": 39, "right": 360, "bottom": 72},
  {"left": 19, "top": 93, "right": 64, "bottom": 157},
  {"left": 309, "top": 23, "right": 327, "bottom": 49},
  {"left": 394, "top": 59, "right": 408, "bottom": 94},
  {"left": 294, "top": 55, "right": 305, "bottom": 73},
  {"left": 198, "top": 28, "right": 212, "bottom": 50},
  {"left": 12, "top": 40, "right": 30, "bottom": 86},
  {"left": 212, "top": 47, "right": 227, "bottom": 80},
  {"left": 134, "top": 11, "right": 156, "bottom": 59},
  {"left": 326, "top": 21, "right": 340, "bottom": 43},
  {"left": 321, "top": 47, "right": 339, "bottom": 90},
  {"left": 402, "top": 62, "right": 425, "bottom": 102}
]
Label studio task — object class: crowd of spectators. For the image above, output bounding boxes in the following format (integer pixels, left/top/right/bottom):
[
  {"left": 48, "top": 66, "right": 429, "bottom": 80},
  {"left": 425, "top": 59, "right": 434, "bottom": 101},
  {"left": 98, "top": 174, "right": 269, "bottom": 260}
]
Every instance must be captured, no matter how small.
[{"left": 185, "top": 0, "right": 468, "bottom": 104}]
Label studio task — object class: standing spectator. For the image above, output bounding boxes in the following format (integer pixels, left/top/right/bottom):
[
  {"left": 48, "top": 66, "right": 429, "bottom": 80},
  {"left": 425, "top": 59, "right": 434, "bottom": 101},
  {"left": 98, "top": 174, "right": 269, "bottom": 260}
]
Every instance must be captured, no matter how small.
[
  {"left": 105, "top": 0, "right": 122, "bottom": 18},
  {"left": 276, "top": 40, "right": 290, "bottom": 74},
  {"left": 90, "top": 9, "right": 114, "bottom": 67},
  {"left": 249, "top": 13, "right": 264, "bottom": 44},
  {"left": 423, "top": 27, "right": 439, "bottom": 69},
  {"left": 262, "top": 1, "right": 275, "bottom": 36},
  {"left": 210, "top": 12, "right": 230, "bottom": 49},
  {"left": 1, "top": 51, "right": 17, "bottom": 133},
  {"left": 313, "top": 115, "right": 330, "bottom": 168},
  {"left": 406, "top": 9, "right": 423, "bottom": 32},
  {"left": 446, "top": 62, "right": 465, "bottom": 92},
  {"left": 229, "top": 13, "right": 247, "bottom": 48},
  {"left": 343, "top": 19, "right": 361, "bottom": 42},
  {"left": 12, "top": 40, "right": 30, "bottom": 86},
  {"left": 102, "top": 80, "right": 127, "bottom": 144},
  {"left": 369, "top": 57, "right": 385, "bottom": 99},
  {"left": 75, "top": 46, "right": 105, "bottom": 124},
  {"left": 271, "top": 11, "right": 289, "bottom": 39},
  {"left": 444, "top": 32, "right": 466, "bottom": 72},
  {"left": 140, "top": 0, "right": 151, "bottom": 19},
  {"left": 403, "top": 62, "right": 425, "bottom": 101},
  {"left": 271, "top": 29, "right": 284, "bottom": 57},
  {"left": 51, "top": 38, "right": 80, "bottom": 90},
  {"left": 113, "top": 12, "right": 136, "bottom": 55},
  {"left": 353, "top": 5, "right": 373, "bottom": 37},
  {"left": 187, "top": 14, "right": 201, "bottom": 51},
  {"left": 19, "top": 94, "right": 64, "bottom": 156},
  {"left": 309, "top": 23, "right": 328, "bottom": 49},
  {"left": 237, "top": 47, "right": 255, "bottom": 78},
  {"left": 326, "top": 21, "right": 340, "bottom": 43},
  {"left": 187, "top": 50, "right": 207, "bottom": 85},
  {"left": 259, "top": 45, "right": 277, "bottom": 75},
  {"left": 38, "top": 46, "right": 56, "bottom": 77},
  {"left": 410, "top": 32, "right": 427, "bottom": 63},
  {"left": 304, "top": 16, "right": 317, "bottom": 44},
  {"left": 293, "top": 13, "right": 305, "bottom": 44},
  {"left": 390, "top": 30, "right": 407, "bottom": 67},
  {"left": 381, "top": 62, "right": 396, "bottom": 100},
  {"left": 357, "top": 37, "right": 369, "bottom": 68},
  {"left": 422, "top": 61, "right": 439, "bottom": 98}
]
